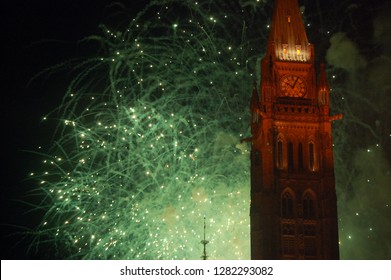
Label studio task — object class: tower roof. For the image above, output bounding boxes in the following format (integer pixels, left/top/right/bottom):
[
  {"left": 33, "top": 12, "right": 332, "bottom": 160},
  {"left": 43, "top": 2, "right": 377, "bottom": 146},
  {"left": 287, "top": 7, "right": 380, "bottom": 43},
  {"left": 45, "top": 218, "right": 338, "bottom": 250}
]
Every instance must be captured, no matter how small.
[{"left": 267, "top": 0, "right": 310, "bottom": 62}]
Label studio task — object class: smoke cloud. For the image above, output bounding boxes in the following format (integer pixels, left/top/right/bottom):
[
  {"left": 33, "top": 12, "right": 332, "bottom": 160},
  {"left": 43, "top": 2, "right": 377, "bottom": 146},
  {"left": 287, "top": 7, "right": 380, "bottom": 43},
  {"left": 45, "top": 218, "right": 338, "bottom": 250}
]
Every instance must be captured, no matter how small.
[
  {"left": 326, "top": 32, "right": 367, "bottom": 73},
  {"left": 329, "top": 3, "right": 391, "bottom": 259}
]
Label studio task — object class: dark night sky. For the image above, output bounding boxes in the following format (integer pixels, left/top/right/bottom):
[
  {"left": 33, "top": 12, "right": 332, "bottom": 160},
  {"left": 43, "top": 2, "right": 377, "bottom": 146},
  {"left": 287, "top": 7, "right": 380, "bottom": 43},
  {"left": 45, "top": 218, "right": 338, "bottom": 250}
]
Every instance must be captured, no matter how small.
[
  {"left": 2, "top": 0, "right": 111, "bottom": 259},
  {"left": 2, "top": 0, "right": 157, "bottom": 259},
  {"left": 1, "top": 0, "right": 389, "bottom": 259}
]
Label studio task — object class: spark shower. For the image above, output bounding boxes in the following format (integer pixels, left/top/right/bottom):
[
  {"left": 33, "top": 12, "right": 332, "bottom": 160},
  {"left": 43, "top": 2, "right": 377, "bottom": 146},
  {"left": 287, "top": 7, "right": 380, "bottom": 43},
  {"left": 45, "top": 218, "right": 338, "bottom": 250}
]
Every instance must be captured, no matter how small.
[{"left": 26, "top": 0, "right": 391, "bottom": 259}]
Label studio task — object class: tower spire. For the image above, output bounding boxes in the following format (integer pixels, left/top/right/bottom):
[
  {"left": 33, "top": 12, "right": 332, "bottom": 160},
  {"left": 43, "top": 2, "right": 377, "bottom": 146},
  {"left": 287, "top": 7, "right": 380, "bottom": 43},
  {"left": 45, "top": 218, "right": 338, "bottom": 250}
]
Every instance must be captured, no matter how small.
[
  {"left": 266, "top": 0, "right": 311, "bottom": 62},
  {"left": 200, "top": 217, "right": 209, "bottom": 260}
]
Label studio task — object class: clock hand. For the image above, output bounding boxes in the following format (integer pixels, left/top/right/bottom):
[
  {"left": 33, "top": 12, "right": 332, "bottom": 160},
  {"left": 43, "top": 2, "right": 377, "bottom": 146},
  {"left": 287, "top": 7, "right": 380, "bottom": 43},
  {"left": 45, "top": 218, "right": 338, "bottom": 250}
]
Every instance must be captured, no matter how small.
[
  {"left": 292, "top": 77, "right": 298, "bottom": 88},
  {"left": 286, "top": 79, "right": 294, "bottom": 89}
]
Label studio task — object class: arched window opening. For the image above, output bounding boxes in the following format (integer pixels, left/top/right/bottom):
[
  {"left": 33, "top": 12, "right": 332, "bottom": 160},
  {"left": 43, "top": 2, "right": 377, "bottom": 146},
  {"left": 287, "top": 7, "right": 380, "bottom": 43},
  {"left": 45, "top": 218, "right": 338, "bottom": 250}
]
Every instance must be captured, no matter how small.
[
  {"left": 282, "top": 192, "right": 294, "bottom": 218},
  {"left": 309, "top": 142, "right": 315, "bottom": 171},
  {"left": 298, "top": 142, "right": 303, "bottom": 171},
  {"left": 288, "top": 142, "right": 294, "bottom": 171},
  {"left": 303, "top": 193, "right": 315, "bottom": 219},
  {"left": 277, "top": 140, "right": 283, "bottom": 168}
]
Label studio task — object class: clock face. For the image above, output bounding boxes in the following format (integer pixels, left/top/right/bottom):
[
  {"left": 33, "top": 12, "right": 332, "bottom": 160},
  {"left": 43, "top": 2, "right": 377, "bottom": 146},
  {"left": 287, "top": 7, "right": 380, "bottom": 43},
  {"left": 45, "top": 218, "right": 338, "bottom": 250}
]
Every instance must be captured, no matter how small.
[{"left": 280, "top": 75, "right": 306, "bottom": 97}]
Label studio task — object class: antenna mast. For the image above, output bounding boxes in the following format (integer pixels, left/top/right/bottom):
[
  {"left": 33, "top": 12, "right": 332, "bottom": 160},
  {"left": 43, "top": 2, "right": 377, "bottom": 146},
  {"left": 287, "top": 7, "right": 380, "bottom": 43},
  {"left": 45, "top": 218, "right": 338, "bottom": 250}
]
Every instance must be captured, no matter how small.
[{"left": 200, "top": 217, "right": 209, "bottom": 260}]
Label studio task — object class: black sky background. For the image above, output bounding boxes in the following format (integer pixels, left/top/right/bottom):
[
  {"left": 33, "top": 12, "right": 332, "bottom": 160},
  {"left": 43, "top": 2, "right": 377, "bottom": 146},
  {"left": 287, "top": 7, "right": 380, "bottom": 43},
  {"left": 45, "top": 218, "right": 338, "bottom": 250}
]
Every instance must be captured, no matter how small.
[
  {"left": 1, "top": 0, "right": 389, "bottom": 259},
  {"left": 1, "top": 0, "right": 113, "bottom": 259},
  {"left": 2, "top": 0, "right": 160, "bottom": 259}
]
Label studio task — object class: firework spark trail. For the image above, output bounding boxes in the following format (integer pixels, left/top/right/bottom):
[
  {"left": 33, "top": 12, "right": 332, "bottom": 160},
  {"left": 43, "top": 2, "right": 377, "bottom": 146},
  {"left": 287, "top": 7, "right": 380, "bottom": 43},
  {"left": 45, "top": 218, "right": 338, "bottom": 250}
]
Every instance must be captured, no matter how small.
[
  {"left": 26, "top": 0, "right": 391, "bottom": 260},
  {"left": 30, "top": 0, "right": 260, "bottom": 259}
]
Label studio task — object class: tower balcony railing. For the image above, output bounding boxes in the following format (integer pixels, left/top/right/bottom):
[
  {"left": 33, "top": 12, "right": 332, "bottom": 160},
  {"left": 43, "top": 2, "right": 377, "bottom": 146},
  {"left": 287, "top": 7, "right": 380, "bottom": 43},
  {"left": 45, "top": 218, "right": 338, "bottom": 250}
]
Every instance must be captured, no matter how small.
[
  {"left": 274, "top": 103, "right": 319, "bottom": 115},
  {"left": 277, "top": 51, "right": 309, "bottom": 62}
]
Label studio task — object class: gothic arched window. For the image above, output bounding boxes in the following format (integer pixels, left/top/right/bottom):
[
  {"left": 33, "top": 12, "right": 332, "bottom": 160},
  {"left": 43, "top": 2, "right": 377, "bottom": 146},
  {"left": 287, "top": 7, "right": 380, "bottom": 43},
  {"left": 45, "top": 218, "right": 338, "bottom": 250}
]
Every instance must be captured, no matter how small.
[
  {"left": 303, "top": 193, "right": 316, "bottom": 219},
  {"left": 309, "top": 142, "right": 315, "bottom": 171},
  {"left": 298, "top": 142, "right": 304, "bottom": 171},
  {"left": 277, "top": 140, "right": 283, "bottom": 168},
  {"left": 288, "top": 142, "right": 294, "bottom": 171},
  {"left": 281, "top": 191, "right": 294, "bottom": 218}
]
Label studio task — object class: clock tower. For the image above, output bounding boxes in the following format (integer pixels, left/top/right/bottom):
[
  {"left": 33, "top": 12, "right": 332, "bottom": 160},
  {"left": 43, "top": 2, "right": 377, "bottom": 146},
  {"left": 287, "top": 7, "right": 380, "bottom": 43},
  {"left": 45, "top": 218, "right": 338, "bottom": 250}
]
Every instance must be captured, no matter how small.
[{"left": 246, "top": 0, "right": 341, "bottom": 259}]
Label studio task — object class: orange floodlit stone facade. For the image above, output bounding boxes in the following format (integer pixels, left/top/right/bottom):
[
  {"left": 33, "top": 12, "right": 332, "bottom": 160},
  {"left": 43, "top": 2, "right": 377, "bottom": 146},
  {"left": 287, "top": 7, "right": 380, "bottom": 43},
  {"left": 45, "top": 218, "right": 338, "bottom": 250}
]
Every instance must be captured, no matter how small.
[{"left": 246, "top": 0, "right": 341, "bottom": 259}]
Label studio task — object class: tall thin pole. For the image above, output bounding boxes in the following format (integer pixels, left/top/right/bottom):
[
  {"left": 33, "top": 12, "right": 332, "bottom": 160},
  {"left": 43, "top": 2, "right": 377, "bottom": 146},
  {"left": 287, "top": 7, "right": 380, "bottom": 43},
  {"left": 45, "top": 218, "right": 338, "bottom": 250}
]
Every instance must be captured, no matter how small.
[{"left": 200, "top": 217, "right": 209, "bottom": 260}]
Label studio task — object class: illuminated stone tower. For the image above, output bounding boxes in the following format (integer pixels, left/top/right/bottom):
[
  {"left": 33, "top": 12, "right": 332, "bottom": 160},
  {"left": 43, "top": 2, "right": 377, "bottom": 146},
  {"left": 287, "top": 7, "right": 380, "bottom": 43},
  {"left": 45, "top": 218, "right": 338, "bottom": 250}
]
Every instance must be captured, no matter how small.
[{"left": 247, "top": 0, "right": 341, "bottom": 259}]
